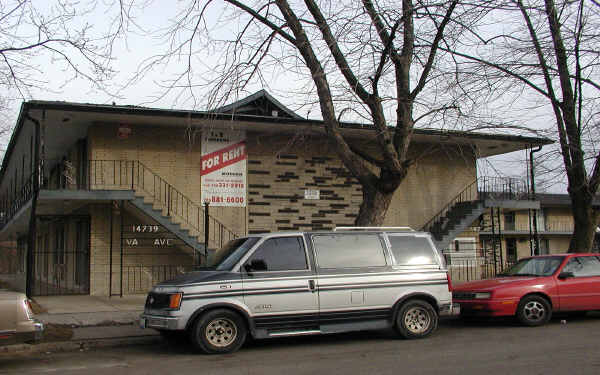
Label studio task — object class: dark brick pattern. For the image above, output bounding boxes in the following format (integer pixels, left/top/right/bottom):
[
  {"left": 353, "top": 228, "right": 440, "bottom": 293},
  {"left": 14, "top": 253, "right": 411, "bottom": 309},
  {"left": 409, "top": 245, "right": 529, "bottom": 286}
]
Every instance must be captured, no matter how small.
[{"left": 247, "top": 153, "right": 361, "bottom": 232}]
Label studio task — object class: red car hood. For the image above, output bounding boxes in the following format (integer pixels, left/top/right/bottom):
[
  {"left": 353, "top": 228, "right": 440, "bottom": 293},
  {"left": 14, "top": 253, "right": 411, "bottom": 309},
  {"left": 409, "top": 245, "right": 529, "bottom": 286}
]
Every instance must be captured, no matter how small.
[{"left": 453, "top": 277, "right": 541, "bottom": 291}]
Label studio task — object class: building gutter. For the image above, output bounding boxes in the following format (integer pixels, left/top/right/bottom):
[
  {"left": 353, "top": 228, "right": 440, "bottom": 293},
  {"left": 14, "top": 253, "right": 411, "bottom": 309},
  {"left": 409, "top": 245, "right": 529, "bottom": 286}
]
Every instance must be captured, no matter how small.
[
  {"left": 24, "top": 113, "right": 40, "bottom": 298},
  {"left": 0, "top": 102, "right": 31, "bottom": 184},
  {"left": 530, "top": 145, "right": 543, "bottom": 255}
]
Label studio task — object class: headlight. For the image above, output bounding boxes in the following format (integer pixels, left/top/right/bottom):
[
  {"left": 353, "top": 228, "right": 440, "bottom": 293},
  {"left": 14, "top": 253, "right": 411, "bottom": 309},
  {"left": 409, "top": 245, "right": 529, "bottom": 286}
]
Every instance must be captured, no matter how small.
[{"left": 473, "top": 292, "right": 492, "bottom": 299}]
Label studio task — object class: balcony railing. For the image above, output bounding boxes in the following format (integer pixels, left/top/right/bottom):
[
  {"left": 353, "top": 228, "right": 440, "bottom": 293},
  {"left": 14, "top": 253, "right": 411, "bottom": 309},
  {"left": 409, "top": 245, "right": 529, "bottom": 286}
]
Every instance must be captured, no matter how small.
[
  {"left": 1, "top": 160, "right": 238, "bottom": 249},
  {"left": 0, "top": 173, "right": 35, "bottom": 228},
  {"left": 480, "top": 221, "right": 574, "bottom": 233}
]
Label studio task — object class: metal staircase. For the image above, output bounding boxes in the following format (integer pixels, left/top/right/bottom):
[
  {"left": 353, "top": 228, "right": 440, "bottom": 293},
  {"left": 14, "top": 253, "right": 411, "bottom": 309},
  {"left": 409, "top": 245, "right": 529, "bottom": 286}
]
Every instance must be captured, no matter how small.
[
  {"left": 421, "top": 177, "right": 532, "bottom": 250},
  {"left": 88, "top": 160, "right": 239, "bottom": 256}
]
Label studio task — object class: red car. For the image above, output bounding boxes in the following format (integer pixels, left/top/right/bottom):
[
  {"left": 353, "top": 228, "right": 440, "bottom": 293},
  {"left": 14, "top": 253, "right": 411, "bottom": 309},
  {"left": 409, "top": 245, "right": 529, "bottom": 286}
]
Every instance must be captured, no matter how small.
[{"left": 452, "top": 253, "right": 600, "bottom": 326}]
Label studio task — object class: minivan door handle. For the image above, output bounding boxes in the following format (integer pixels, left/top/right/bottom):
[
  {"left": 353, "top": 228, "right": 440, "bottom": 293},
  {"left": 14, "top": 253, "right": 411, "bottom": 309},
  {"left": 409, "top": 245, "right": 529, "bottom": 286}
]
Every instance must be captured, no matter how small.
[{"left": 308, "top": 279, "right": 316, "bottom": 293}]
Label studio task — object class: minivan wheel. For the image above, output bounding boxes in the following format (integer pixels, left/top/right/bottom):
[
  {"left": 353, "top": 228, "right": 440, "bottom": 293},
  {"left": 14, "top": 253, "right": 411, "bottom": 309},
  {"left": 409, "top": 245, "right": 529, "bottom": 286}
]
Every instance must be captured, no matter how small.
[
  {"left": 516, "top": 295, "right": 551, "bottom": 326},
  {"left": 395, "top": 300, "right": 438, "bottom": 339},
  {"left": 189, "top": 309, "right": 247, "bottom": 354}
]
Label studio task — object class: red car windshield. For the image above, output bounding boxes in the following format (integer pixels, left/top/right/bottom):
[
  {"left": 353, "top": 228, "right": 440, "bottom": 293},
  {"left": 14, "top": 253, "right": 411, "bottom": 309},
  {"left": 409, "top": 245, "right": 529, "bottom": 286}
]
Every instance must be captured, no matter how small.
[{"left": 500, "top": 256, "right": 565, "bottom": 277}]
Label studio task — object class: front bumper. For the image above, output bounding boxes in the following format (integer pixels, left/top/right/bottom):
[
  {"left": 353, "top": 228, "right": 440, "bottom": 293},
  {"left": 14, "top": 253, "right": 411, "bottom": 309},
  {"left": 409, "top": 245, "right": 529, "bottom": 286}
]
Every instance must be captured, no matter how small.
[
  {"left": 455, "top": 299, "right": 517, "bottom": 317},
  {"left": 16, "top": 320, "right": 44, "bottom": 343},
  {"left": 139, "top": 314, "right": 180, "bottom": 331}
]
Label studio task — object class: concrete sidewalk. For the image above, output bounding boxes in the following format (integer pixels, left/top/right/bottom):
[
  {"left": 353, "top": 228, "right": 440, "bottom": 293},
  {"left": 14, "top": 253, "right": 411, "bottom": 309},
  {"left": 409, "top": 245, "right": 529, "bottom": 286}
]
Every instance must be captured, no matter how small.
[
  {"left": 1, "top": 295, "right": 162, "bottom": 355},
  {"left": 35, "top": 295, "right": 148, "bottom": 326}
]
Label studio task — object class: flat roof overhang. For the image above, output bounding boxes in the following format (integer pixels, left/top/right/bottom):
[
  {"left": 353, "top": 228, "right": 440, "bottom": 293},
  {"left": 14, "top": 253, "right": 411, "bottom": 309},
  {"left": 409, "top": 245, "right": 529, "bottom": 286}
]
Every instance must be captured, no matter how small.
[
  {"left": 0, "top": 190, "right": 136, "bottom": 240},
  {"left": 1, "top": 101, "right": 553, "bottom": 185}
]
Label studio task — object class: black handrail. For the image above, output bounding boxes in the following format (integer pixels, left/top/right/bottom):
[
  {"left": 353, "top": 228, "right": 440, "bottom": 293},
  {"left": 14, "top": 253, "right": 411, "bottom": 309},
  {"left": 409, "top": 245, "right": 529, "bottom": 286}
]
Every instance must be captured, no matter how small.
[
  {"left": 421, "top": 176, "right": 532, "bottom": 233},
  {"left": 421, "top": 178, "right": 479, "bottom": 233},
  {"left": 88, "top": 160, "right": 238, "bottom": 249},
  {"left": 0, "top": 173, "right": 35, "bottom": 228}
]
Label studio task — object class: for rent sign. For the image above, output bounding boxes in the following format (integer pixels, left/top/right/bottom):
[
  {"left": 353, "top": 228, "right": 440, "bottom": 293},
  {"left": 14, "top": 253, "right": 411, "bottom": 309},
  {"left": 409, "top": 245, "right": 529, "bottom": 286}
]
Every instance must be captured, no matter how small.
[{"left": 201, "top": 130, "right": 247, "bottom": 207}]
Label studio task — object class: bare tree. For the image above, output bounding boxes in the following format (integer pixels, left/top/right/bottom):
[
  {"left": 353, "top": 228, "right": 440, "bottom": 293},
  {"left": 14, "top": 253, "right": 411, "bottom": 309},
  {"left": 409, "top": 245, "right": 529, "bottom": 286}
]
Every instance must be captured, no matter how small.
[
  {"left": 119, "top": 0, "right": 496, "bottom": 226},
  {"left": 0, "top": 1, "right": 122, "bottom": 106},
  {"left": 444, "top": 0, "right": 600, "bottom": 252}
]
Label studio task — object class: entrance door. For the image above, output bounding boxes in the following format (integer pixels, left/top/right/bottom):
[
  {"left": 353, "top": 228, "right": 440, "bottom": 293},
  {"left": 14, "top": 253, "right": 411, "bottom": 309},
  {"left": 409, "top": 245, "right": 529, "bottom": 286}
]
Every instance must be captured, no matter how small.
[
  {"left": 506, "top": 238, "right": 517, "bottom": 264},
  {"left": 32, "top": 217, "right": 90, "bottom": 296}
]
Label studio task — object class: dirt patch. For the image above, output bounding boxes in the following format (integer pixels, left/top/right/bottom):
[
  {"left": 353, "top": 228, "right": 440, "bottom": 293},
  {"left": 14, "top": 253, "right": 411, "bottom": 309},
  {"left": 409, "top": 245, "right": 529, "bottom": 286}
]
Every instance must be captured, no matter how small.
[{"left": 37, "top": 324, "right": 74, "bottom": 343}]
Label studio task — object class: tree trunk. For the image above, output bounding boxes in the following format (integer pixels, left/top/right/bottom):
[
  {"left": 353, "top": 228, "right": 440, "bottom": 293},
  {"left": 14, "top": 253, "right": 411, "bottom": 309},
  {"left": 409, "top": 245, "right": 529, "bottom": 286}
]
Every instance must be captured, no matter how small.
[
  {"left": 568, "top": 191, "right": 599, "bottom": 252},
  {"left": 355, "top": 185, "right": 394, "bottom": 226}
]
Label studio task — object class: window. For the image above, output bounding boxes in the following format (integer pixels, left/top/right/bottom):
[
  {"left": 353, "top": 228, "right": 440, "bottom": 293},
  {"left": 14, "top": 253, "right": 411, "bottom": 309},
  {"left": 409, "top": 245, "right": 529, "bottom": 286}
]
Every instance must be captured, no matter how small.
[
  {"left": 244, "top": 236, "right": 308, "bottom": 272},
  {"left": 539, "top": 239, "right": 550, "bottom": 255},
  {"left": 312, "top": 234, "right": 387, "bottom": 269},
  {"left": 214, "top": 237, "right": 260, "bottom": 271},
  {"left": 506, "top": 238, "right": 517, "bottom": 264},
  {"left": 504, "top": 212, "right": 515, "bottom": 231},
  {"left": 388, "top": 236, "right": 437, "bottom": 266},
  {"left": 503, "top": 256, "right": 564, "bottom": 276},
  {"left": 562, "top": 256, "right": 600, "bottom": 277}
]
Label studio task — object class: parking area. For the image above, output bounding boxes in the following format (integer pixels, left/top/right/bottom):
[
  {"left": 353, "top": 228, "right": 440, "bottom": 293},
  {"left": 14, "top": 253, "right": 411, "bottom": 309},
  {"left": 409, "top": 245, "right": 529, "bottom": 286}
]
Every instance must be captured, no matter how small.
[{"left": 2, "top": 313, "right": 599, "bottom": 375}]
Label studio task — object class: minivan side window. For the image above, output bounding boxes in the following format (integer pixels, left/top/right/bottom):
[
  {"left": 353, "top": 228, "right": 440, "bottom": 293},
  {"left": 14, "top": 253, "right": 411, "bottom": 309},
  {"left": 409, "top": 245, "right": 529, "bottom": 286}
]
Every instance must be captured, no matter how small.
[
  {"left": 312, "top": 234, "right": 387, "bottom": 268},
  {"left": 388, "top": 235, "right": 437, "bottom": 266},
  {"left": 244, "top": 236, "right": 308, "bottom": 272}
]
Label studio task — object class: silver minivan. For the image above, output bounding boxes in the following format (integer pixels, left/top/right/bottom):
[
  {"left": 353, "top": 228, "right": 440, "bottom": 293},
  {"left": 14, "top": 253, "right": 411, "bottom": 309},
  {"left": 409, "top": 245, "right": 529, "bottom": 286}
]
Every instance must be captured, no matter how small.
[{"left": 140, "top": 228, "right": 456, "bottom": 353}]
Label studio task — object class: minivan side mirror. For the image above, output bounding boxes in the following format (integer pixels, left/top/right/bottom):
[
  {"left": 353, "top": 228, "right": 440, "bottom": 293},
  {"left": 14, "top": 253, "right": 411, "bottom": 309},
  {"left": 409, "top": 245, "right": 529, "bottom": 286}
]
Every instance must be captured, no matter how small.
[
  {"left": 244, "top": 259, "right": 268, "bottom": 273},
  {"left": 558, "top": 271, "right": 575, "bottom": 279}
]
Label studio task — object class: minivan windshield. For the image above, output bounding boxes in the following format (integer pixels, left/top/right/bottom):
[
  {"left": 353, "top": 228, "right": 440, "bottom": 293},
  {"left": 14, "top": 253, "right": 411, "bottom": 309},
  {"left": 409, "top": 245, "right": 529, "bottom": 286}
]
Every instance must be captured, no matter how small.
[
  {"left": 212, "top": 237, "right": 260, "bottom": 271},
  {"left": 500, "top": 256, "right": 565, "bottom": 277}
]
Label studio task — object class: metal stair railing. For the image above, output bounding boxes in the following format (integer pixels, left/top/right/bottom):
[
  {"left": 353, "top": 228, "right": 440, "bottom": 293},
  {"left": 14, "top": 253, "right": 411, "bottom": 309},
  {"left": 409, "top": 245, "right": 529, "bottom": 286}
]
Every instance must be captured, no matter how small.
[
  {"left": 421, "top": 176, "right": 532, "bottom": 234},
  {"left": 88, "top": 160, "right": 238, "bottom": 248},
  {"left": 0, "top": 173, "right": 35, "bottom": 229},
  {"left": 421, "top": 178, "right": 480, "bottom": 233}
]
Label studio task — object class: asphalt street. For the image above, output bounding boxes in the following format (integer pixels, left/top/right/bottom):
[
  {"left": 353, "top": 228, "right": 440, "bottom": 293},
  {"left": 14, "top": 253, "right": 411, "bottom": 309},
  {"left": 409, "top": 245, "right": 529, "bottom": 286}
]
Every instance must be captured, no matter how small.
[{"left": 2, "top": 315, "right": 600, "bottom": 375}]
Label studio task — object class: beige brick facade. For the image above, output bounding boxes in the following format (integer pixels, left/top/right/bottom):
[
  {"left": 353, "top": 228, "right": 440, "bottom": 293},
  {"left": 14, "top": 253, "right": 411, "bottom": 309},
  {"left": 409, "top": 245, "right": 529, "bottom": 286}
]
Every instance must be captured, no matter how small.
[
  {"left": 246, "top": 134, "right": 476, "bottom": 233},
  {"left": 80, "top": 125, "right": 479, "bottom": 295}
]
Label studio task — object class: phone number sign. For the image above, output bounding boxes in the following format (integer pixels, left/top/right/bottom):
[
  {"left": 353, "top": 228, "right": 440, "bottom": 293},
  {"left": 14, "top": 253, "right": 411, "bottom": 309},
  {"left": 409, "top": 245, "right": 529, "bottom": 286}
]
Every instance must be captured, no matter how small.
[{"left": 201, "top": 130, "right": 247, "bottom": 207}]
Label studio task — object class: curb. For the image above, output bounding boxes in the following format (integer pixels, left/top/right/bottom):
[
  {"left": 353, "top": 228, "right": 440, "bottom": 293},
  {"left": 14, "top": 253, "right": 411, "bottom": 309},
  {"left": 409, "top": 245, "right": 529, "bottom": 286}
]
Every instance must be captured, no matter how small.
[{"left": 0, "top": 335, "right": 163, "bottom": 356}]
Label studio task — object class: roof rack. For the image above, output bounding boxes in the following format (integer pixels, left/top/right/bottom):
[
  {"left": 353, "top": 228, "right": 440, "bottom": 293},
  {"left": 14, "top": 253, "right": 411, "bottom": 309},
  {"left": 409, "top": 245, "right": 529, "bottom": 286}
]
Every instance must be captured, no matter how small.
[{"left": 334, "top": 226, "right": 415, "bottom": 232}]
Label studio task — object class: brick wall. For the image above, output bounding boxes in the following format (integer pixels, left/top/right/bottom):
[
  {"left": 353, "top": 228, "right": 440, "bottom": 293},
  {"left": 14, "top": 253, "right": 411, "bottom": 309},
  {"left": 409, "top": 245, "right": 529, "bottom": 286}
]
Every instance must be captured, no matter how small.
[
  {"left": 89, "top": 203, "right": 198, "bottom": 295},
  {"left": 246, "top": 133, "right": 476, "bottom": 233},
  {"left": 88, "top": 123, "right": 246, "bottom": 234}
]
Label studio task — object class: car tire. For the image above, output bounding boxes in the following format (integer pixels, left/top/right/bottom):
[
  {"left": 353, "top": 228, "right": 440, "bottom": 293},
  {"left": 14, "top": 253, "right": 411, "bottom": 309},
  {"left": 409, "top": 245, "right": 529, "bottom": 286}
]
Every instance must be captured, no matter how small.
[
  {"left": 395, "top": 299, "right": 438, "bottom": 339},
  {"left": 189, "top": 309, "right": 247, "bottom": 354},
  {"left": 516, "top": 295, "right": 551, "bottom": 326}
]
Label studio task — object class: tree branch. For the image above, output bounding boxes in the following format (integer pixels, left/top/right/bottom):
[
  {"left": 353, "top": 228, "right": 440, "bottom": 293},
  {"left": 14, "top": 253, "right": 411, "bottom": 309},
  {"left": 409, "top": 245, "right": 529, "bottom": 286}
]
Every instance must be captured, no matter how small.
[
  {"left": 302, "top": 0, "right": 372, "bottom": 103},
  {"left": 225, "top": 0, "right": 297, "bottom": 44},
  {"left": 410, "top": 0, "right": 458, "bottom": 99}
]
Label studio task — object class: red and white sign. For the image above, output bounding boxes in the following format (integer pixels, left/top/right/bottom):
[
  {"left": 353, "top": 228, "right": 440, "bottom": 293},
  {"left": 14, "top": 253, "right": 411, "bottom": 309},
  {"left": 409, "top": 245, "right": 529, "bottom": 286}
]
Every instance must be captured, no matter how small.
[{"left": 201, "top": 130, "right": 247, "bottom": 207}]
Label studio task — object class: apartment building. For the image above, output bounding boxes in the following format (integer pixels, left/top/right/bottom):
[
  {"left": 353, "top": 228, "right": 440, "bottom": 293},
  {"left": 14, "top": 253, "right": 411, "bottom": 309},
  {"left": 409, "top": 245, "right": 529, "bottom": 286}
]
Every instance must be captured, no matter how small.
[{"left": 0, "top": 90, "right": 551, "bottom": 296}]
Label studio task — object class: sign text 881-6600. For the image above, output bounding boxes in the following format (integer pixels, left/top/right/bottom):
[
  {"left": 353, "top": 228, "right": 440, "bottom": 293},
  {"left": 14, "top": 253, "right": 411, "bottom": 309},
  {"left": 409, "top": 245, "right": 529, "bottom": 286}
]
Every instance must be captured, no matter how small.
[{"left": 208, "top": 196, "right": 245, "bottom": 204}]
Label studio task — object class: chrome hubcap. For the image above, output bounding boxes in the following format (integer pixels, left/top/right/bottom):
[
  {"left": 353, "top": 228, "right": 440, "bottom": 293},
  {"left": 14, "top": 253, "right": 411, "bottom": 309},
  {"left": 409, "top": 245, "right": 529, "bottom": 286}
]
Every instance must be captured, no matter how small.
[
  {"left": 205, "top": 318, "right": 237, "bottom": 347},
  {"left": 404, "top": 307, "right": 431, "bottom": 334},
  {"left": 523, "top": 301, "right": 546, "bottom": 322}
]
